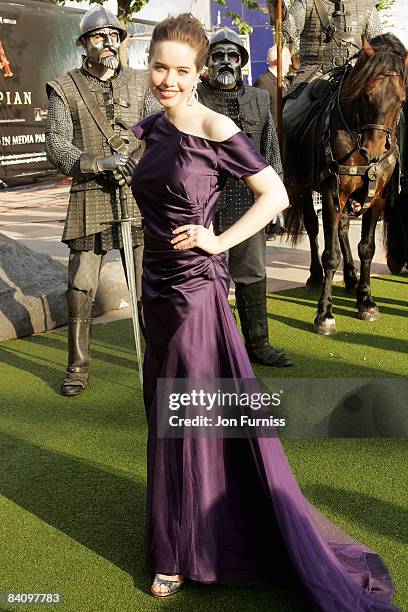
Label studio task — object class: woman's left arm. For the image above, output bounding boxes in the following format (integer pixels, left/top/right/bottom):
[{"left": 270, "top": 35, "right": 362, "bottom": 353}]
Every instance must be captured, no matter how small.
[{"left": 172, "top": 165, "right": 289, "bottom": 254}]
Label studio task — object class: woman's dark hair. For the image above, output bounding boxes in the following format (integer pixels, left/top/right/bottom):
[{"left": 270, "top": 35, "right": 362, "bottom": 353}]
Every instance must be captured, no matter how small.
[{"left": 148, "top": 13, "right": 209, "bottom": 71}]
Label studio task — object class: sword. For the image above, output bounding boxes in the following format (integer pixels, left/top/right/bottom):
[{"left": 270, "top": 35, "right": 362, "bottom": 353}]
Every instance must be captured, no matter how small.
[
  {"left": 117, "top": 183, "right": 143, "bottom": 387},
  {"left": 100, "top": 119, "right": 144, "bottom": 386}
]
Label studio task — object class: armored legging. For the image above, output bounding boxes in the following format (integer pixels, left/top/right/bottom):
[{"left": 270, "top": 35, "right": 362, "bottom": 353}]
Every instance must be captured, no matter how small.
[
  {"left": 227, "top": 229, "right": 266, "bottom": 286},
  {"left": 67, "top": 244, "right": 143, "bottom": 304}
]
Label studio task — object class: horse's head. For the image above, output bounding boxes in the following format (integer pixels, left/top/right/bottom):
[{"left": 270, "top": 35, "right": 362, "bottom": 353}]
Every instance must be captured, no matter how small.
[{"left": 345, "top": 34, "right": 408, "bottom": 164}]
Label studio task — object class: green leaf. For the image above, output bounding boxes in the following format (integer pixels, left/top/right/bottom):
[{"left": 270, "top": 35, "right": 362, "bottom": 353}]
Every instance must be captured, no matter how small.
[
  {"left": 376, "top": 0, "right": 396, "bottom": 10},
  {"left": 225, "top": 12, "right": 253, "bottom": 35}
]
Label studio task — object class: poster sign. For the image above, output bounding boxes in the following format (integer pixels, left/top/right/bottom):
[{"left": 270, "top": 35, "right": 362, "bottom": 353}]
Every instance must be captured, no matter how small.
[{"left": 0, "top": 0, "right": 83, "bottom": 184}]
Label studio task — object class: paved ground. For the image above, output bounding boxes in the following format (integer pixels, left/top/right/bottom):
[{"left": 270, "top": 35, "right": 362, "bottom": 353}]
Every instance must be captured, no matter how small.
[{"left": 0, "top": 177, "right": 390, "bottom": 324}]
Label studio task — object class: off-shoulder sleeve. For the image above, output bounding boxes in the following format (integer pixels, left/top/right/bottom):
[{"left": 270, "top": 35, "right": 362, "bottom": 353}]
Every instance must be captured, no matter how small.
[
  {"left": 217, "top": 131, "right": 270, "bottom": 180},
  {"left": 132, "top": 110, "right": 164, "bottom": 140}
]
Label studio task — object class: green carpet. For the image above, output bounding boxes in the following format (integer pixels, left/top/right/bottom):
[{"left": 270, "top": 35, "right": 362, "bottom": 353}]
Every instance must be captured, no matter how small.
[{"left": 0, "top": 274, "right": 406, "bottom": 611}]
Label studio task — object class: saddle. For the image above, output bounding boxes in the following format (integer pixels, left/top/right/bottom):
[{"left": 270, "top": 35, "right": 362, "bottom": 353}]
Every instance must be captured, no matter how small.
[{"left": 283, "top": 68, "right": 345, "bottom": 189}]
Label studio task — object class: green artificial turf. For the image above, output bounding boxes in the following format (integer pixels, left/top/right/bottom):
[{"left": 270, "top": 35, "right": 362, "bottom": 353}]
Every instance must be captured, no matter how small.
[
  {"left": 258, "top": 274, "right": 407, "bottom": 378},
  {"left": 0, "top": 274, "right": 406, "bottom": 612}
]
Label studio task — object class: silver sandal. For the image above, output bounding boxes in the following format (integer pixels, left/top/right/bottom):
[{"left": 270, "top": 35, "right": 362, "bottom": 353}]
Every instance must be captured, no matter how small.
[{"left": 150, "top": 574, "right": 185, "bottom": 598}]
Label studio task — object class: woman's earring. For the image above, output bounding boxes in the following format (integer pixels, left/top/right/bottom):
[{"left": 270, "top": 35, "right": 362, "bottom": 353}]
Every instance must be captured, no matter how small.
[{"left": 187, "top": 82, "right": 199, "bottom": 106}]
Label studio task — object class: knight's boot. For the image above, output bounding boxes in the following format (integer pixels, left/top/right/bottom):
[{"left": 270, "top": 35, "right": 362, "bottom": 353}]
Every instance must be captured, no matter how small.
[
  {"left": 61, "top": 290, "right": 93, "bottom": 397},
  {"left": 235, "top": 278, "right": 293, "bottom": 367}
]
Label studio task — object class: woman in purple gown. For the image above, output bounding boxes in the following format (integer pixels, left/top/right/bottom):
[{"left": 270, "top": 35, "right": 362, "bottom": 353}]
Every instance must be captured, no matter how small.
[{"left": 130, "top": 13, "right": 398, "bottom": 610}]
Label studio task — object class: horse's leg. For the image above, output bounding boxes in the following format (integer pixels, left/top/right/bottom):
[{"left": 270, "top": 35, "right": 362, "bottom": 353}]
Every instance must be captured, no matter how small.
[
  {"left": 314, "top": 191, "right": 341, "bottom": 335},
  {"left": 338, "top": 213, "right": 358, "bottom": 291},
  {"left": 300, "top": 188, "right": 323, "bottom": 290},
  {"left": 357, "top": 206, "right": 381, "bottom": 321}
]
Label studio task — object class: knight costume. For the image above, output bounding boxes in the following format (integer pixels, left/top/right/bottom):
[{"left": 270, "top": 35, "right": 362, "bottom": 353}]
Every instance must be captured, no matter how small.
[
  {"left": 197, "top": 27, "right": 292, "bottom": 367},
  {"left": 46, "top": 6, "right": 147, "bottom": 396}
]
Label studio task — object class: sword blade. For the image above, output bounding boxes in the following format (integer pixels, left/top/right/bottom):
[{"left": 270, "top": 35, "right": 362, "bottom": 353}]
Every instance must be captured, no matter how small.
[{"left": 121, "top": 220, "right": 143, "bottom": 387}]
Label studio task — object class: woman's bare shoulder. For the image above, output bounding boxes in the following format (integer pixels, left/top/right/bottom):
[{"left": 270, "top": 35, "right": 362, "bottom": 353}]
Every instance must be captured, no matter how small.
[{"left": 201, "top": 107, "right": 241, "bottom": 142}]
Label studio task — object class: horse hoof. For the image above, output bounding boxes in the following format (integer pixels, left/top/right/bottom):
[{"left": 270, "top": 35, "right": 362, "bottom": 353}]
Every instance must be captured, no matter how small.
[
  {"left": 314, "top": 318, "right": 337, "bottom": 335},
  {"left": 358, "top": 308, "right": 380, "bottom": 321}
]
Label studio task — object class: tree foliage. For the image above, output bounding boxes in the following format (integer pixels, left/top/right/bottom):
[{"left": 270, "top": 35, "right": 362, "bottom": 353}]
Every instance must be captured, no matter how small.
[
  {"left": 213, "top": 0, "right": 269, "bottom": 35},
  {"left": 376, "top": 0, "right": 396, "bottom": 11}
]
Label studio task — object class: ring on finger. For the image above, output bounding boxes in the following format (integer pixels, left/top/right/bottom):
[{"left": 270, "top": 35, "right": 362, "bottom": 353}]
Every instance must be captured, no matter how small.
[{"left": 186, "top": 227, "right": 193, "bottom": 238}]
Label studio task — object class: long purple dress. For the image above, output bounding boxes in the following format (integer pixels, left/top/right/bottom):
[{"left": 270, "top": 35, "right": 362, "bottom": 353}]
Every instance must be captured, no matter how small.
[{"left": 131, "top": 111, "right": 397, "bottom": 611}]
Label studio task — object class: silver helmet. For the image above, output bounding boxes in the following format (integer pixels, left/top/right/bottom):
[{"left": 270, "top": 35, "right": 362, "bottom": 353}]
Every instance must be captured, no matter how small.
[
  {"left": 76, "top": 6, "right": 127, "bottom": 44},
  {"left": 77, "top": 7, "right": 127, "bottom": 71},
  {"left": 207, "top": 27, "right": 248, "bottom": 88},
  {"left": 208, "top": 27, "right": 249, "bottom": 67}
]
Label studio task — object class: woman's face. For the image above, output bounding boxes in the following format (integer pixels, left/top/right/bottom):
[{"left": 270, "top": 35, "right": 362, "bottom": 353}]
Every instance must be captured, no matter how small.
[{"left": 149, "top": 41, "right": 200, "bottom": 109}]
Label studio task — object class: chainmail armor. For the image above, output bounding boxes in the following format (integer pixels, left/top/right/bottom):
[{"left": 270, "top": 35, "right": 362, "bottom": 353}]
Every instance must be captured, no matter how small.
[
  {"left": 143, "top": 89, "right": 162, "bottom": 115},
  {"left": 197, "top": 79, "right": 282, "bottom": 232},
  {"left": 46, "top": 91, "right": 83, "bottom": 178},
  {"left": 46, "top": 68, "right": 116, "bottom": 180}
]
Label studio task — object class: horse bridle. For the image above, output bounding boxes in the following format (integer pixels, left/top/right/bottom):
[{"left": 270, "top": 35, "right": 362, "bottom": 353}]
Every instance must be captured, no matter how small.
[
  {"left": 355, "top": 76, "right": 402, "bottom": 153},
  {"left": 337, "top": 66, "right": 402, "bottom": 152},
  {"left": 357, "top": 123, "right": 394, "bottom": 151}
]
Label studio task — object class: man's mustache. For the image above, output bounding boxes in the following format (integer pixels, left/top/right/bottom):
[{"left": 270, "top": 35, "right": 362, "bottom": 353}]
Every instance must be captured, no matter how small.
[
  {"left": 99, "top": 46, "right": 118, "bottom": 56},
  {"left": 216, "top": 64, "right": 235, "bottom": 74}
]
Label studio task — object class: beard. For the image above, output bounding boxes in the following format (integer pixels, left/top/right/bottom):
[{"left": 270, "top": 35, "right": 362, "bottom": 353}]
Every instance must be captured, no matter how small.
[
  {"left": 86, "top": 40, "right": 120, "bottom": 70},
  {"left": 209, "top": 62, "right": 242, "bottom": 88},
  {"left": 215, "top": 70, "right": 236, "bottom": 86},
  {"left": 99, "top": 52, "right": 119, "bottom": 70}
]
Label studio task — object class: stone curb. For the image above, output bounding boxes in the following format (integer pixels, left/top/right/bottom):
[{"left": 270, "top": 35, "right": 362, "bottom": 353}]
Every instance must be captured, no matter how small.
[{"left": 0, "top": 233, "right": 129, "bottom": 341}]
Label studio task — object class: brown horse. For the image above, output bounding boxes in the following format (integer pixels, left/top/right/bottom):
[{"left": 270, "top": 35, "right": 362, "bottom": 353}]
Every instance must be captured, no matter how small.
[{"left": 284, "top": 34, "right": 408, "bottom": 335}]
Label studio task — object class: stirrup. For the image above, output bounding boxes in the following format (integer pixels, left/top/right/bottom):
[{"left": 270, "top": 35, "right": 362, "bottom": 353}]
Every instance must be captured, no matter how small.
[{"left": 150, "top": 574, "right": 185, "bottom": 598}]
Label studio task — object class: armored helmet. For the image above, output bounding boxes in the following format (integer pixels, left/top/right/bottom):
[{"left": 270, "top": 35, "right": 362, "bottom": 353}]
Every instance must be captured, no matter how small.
[
  {"left": 208, "top": 27, "right": 249, "bottom": 67},
  {"left": 76, "top": 6, "right": 127, "bottom": 45}
]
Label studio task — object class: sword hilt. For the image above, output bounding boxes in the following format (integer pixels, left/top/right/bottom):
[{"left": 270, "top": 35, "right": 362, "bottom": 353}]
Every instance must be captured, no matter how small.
[{"left": 119, "top": 185, "right": 130, "bottom": 220}]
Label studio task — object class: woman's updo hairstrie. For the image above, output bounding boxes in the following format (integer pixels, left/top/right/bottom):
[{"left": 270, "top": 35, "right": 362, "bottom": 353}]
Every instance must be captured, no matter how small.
[{"left": 148, "top": 13, "right": 209, "bottom": 71}]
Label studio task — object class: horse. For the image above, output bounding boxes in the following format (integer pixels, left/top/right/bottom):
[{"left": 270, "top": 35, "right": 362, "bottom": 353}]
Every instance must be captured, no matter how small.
[{"left": 283, "top": 33, "right": 408, "bottom": 335}]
